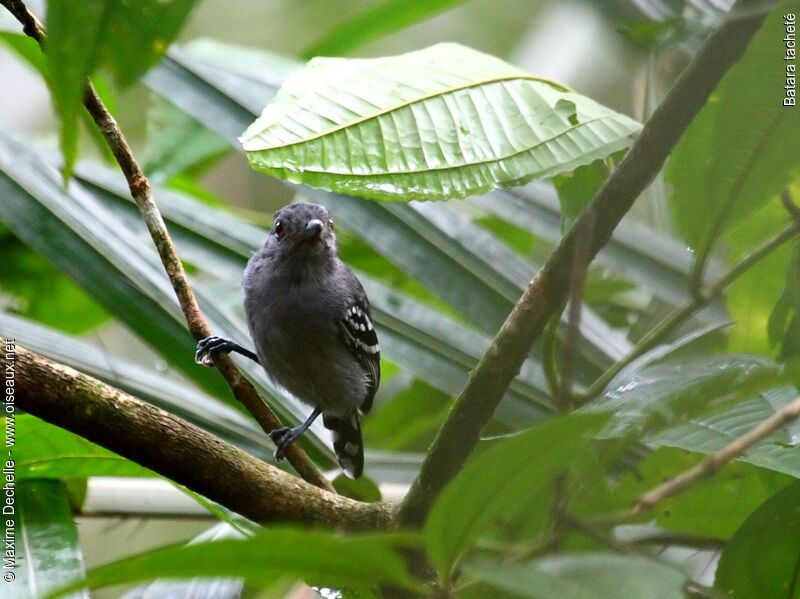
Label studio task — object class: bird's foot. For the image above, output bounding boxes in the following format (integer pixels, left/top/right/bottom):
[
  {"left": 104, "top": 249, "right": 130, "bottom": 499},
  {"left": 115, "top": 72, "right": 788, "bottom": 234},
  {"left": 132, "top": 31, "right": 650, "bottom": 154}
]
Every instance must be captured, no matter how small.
[
  {"left": 269, "top": 426, "right": 304, "bottom": 461},
  {"left": 194, "top": 336, "right": 234, "bottom": 367}
]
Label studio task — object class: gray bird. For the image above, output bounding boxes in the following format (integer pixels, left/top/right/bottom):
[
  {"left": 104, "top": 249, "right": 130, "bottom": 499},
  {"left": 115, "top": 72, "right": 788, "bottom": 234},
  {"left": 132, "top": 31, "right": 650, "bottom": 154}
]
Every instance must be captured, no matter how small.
[{"left": 194, "top": 203, "right": 380, "bottom": 478}]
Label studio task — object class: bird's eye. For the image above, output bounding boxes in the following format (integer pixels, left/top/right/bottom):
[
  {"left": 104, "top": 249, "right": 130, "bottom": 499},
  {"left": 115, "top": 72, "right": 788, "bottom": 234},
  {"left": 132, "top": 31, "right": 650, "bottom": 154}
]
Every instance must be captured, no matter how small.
[
  {"left": 274, "top": 220, "right": 285, "bottom": 239},
  {"left": 329, "top": 219, "right": 335, "bottom": 230}
]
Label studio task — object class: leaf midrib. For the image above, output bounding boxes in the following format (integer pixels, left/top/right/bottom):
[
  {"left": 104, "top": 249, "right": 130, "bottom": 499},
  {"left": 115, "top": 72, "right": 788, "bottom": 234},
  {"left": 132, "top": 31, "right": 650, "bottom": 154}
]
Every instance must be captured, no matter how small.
[{"left": 244, "top": 72, "right": 570, "bottom": 151}]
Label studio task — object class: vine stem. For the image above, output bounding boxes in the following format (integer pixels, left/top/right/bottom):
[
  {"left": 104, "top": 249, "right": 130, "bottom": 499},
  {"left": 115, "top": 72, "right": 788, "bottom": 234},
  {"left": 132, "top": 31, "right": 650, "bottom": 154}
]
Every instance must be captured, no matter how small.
[{"left": 0, "top": 0, "right": 333, "bottom": 492}]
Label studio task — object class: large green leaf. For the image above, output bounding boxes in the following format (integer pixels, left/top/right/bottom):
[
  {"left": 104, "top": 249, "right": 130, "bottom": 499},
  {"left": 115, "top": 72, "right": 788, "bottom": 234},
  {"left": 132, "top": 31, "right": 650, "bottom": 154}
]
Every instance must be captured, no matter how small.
[
  {"left": 0, "top": 312, "right": 274, "bottom": 460},
  {"left": 667, "top": 4, "right": 800, "bottom": 253},
  {"left": 241, "top": 43, "right": 641, "bottom": 201},
  {"left": 13, "top": 481, "right": 88, "bottom": 599},
  {"left": 303, "top": 0, "right": 467, "bottom": 58},
  {"left": 51, "top": 529, "right": 419, "bottom": 597},
  {"left": 425, "top": 412, "right": 607, "bottom": 577},
  {"left": 16, "top": 416, "right": 150, "bottom": 479},
  {"left": 44, "top": 0, "right": 198, "bottom": 175},
  {"left": 613, "top": 448, "right": 790, "bottom": 539},
  {"left": 649, "top": 386, "right": 800, "bottom": 479},
  {"left": 715, "top": 480, "right": 800, "bottom": 599},
  {"left": 463, "top": 554, "right": 686, "bottom": 599},
  {"left": 590, "top": 354, "right": 784, "bottom": 437}
]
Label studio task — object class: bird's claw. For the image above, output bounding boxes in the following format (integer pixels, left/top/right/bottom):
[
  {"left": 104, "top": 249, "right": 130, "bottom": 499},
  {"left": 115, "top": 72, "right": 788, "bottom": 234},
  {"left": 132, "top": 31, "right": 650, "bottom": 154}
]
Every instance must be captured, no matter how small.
[
  {"left": 194, "top": 335, "right": 230, "bottom": 367},
  {"left": 269, "top": 426, "right": 298, "bottom": 461}
]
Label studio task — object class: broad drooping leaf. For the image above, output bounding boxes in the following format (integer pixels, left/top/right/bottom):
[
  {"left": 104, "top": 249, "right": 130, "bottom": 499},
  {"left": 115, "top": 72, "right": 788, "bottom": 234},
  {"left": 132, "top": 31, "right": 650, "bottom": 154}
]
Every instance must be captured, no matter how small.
[
  {"left": 715, "top": 480, "right": 800, "bottom": 599},
  {"left": 13, "top": 481, "right": 88, "bottom": 599},
  {"left": 590, "top": 354, "right": 784, "bottom": 437},
  {"left": 425, "top": 412, "right": 608, "bottom": 578},
  {"left": 650, "top": 386, "right": 800, "bottom": 479},
  {"left": 241, "top": 43, "right": 641, "bottom": 201},
  {"left": 667, "top": 3, "right": 800, "bottom": 254},
  {"left": 45, "top": 0, "right": 198, "bottom": 176},
  {"left": 51, "top": 528, "right": 419, "bottom": 597}
]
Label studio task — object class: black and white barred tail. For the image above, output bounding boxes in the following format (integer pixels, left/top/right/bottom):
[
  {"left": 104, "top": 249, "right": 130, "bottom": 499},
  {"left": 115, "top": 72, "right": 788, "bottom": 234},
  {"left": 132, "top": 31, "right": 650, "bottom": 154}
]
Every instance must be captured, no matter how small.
[{"left": 323, "top": 412, "right": 364, "bottom": 478}]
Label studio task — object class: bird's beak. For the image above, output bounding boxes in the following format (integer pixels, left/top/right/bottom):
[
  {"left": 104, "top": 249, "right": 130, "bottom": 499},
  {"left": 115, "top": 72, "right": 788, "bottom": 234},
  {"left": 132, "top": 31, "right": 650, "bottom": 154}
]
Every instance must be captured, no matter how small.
[{"left": 301, "top": 218, "right": 324, "bottom": 241}]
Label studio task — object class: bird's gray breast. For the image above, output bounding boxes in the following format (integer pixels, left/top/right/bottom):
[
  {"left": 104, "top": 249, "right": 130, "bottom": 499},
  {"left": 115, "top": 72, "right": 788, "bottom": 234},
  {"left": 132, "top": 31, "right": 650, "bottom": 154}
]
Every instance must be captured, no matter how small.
[{"left": 243, "top": 262, "right": 366, "bottom": 415}]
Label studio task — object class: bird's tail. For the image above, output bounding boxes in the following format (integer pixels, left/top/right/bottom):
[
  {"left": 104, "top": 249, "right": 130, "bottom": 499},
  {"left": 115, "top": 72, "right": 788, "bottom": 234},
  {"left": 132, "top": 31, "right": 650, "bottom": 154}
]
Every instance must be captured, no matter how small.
[{"left": 323, "top": 413, "right": 364, "bottom": 478}]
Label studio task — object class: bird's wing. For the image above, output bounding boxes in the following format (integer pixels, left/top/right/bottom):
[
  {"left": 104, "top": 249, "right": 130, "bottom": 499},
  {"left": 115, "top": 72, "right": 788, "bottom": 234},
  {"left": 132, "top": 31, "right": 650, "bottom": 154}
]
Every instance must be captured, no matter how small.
[{"left": 339, "top": 287, "right": 380, "bottom": 415}]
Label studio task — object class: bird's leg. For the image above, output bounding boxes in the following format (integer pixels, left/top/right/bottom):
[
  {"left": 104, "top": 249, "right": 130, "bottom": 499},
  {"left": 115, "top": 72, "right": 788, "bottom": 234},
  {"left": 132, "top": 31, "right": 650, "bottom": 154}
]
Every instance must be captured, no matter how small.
[
  {"left": 270, "top": 408, "right": 322, "bottom": 461},
  {"left": 195, "top": 335, "right": 260, "bottom": 366}
]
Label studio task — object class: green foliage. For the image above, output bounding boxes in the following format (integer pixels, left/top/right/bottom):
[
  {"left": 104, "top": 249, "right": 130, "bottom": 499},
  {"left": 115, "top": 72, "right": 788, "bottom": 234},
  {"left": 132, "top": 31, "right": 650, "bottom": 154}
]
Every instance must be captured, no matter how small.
[
  {"left": 16, "top": 416, "right": 150, "bottom": 479},
  {"left": 667, "top": 3, "right": 800, "bottom": 257},
  {"left": 242, "top": 43, "right": 641, "bottom": 201},
  {"left": 463, "top": 554, "right": 687, "bottom": 599},
  {"left": 50, "top": 529, "right": 421, "bottom": 597},
  {"left": 13, "top": 481, "right": 88, "bottom": 599},
  {"left": 425, "top": 412, "right": 608, "bottom": 577},
  {"left": 614, "top": 448, "right": 790, "bottom": 539},
  {"left": 44, "top": 0, "right": 198, "bottom": 177},
  {"left": 715, "top": 480, "right": 800, "bottom": 599},
  {"left": 303, "top": 0, "right": 467, "bottom": 59},
  {"left": 590, "top": 354, "right": 785, "bottom": 437},
  {"left": 0, "top": 235, "right": 109, "bottom": 334},
  {"left": 553, "top": 159, "right": 612, "bottom": 232}
]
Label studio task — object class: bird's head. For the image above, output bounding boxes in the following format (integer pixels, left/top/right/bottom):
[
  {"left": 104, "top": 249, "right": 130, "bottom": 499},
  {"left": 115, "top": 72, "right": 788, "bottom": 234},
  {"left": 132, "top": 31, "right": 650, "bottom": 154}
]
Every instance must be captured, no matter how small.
[{"left": 263, "top": 202, "right": 338, "bottom": 262}]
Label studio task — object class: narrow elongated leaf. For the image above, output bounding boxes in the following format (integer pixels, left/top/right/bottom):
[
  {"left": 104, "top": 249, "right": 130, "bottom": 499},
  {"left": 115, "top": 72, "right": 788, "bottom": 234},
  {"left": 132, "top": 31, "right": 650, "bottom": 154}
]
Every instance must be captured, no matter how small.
[
  {"left": 0, "top": 312, "right": 274, "bottom": 460},
  {"left": 14, "top": 481, "right": 88, "bottom": 599},
  {"left": 650, "top": 386, "right": 800, "bottom": 478},
  {"left": 668, "top": 4, "right": 800, "bottom": 252},
  {"left": 715, "top": 480, "right": 800, "bottom": 599},
  {"left": 463, "top": 554, "right": 686, "bottom": 599},
  {"left": 45, "top": 0, "right": 198, "bottom": 175},
  {"left": 241, "top": 43, "right": 641, "bottom": 201},
  {"left": 17, "top": 416, "right": 150, "bottom": 479},
  {"left": 425, "top": 412, "right": 607, "bottom": 577},
  {"left": 303, "top": 0, "right": 467, "bottom": 58},
  {"left": 51, "top": 529, "right": 420, "bottom": 597}
]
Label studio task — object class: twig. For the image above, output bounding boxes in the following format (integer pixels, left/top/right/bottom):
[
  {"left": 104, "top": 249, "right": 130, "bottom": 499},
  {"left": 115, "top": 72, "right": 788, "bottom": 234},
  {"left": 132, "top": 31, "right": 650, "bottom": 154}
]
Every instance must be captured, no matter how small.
[
  {"left": 2, "top": 342, "right": 391, "bottom": 528},
  {"left": 631, "top": 394, "right": 800, "bottom": 516},
  {"left": 782, "top": 189, "right": 800, "bottom": 224},
  {"left": 398, "top": 0, "right": 767, "bottom": 527},
  {"left": 0, "top": 0, "right": 333, "bottom": 492},
  {"left": 579, "top": 220, "right": 800, "bottom": 401},
  {"left": 557, "top": 213, "right": 595, "bottom": 411}
]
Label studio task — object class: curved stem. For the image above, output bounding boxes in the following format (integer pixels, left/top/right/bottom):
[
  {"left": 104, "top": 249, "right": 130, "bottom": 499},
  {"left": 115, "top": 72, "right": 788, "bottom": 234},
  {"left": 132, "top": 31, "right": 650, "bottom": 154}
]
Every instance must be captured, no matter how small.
[
  {"left": 580, "top": 221, "right": 800, "bottom": 402},
  {"left": 0, "top": 0, "right": 333, "bottom": 492}
]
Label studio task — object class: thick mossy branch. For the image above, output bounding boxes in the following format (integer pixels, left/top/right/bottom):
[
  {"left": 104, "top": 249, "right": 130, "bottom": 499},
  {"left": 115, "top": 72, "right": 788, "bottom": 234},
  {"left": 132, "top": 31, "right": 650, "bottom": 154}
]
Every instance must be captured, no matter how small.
[
  {"left": 2, "top": 342, "right": 393, "bottom": 529},
  {"left": 399, "top": 0, "right": 768, "bottom": 526}
]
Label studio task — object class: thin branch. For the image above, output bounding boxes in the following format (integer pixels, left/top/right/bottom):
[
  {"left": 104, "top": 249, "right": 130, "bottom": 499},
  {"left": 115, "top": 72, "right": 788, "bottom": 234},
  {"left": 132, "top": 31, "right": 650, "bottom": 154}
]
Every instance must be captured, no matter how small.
[
  {"left": 398, "top": 0, "right": 768, "bottom": 527},
  {"left": 579, "top": 220, "right": 800, "bottom": 402},
  {"left": 631, "top": 394, "right": 800, "bottom": 516},
  {"left": 2, "top": 341, "right": 390, "bottom": 528},
  {"left": 0, "top": 0, "right": 333, "bottom": 492}
]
